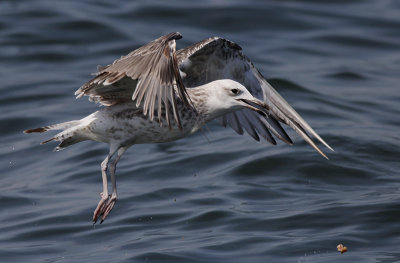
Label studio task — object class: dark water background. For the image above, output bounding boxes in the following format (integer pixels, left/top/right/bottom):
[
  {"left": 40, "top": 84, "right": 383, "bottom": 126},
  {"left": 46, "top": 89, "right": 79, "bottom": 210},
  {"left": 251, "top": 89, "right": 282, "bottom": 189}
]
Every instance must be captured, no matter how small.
[{"left": 1, "top": 0, "right": 400, "bottom": 262}]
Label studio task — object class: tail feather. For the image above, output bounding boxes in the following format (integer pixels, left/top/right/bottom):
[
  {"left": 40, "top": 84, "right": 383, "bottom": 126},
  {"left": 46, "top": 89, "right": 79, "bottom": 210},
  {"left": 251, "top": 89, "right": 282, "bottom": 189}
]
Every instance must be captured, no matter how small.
[
  {"left": 41, "top": 137, "right": 56, "bottom": 144},
  {"left": 24, "top": 127, "right": 48, "bottom": 133},
  {"left": 24, "top": 120, "right": 81, "bottom": 134},
  {"left": 24, "top": 120, "right": 87, "bottom": 150},
  {"left": 55, "top": 134, "right": 85, "bottom": 151}
]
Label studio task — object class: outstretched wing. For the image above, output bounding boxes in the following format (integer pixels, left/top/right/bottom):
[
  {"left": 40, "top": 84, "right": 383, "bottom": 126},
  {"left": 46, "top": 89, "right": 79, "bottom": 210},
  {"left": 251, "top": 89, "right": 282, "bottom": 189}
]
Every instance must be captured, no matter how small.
[
  {"left": 75, "top": 32, "right": 190, "bottom": 129},
  {"left": 177, "top": 37, "right": 333, "bottom": 158}
]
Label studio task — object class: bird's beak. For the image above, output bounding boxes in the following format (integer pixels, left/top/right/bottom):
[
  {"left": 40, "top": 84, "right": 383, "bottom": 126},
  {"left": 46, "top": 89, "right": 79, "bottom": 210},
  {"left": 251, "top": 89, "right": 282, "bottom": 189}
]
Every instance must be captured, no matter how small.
[{"left": 236, "top": 98, "right": 270, "bottom": 116}]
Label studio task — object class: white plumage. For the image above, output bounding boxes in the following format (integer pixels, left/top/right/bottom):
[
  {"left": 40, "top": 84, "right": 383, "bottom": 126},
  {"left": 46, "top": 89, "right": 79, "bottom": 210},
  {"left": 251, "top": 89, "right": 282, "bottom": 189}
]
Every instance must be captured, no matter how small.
[{"left": 25, "top": 32, "right": 333, "bottom": 224}]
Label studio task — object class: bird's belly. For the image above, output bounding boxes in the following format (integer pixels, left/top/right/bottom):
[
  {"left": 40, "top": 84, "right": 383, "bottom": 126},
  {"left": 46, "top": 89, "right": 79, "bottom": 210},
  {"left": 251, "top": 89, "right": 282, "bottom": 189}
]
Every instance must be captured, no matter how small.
[
  {"left": 122, "top": 119, "right": 197, "bottom": 144},
  {"left": 89, "top": 108, "right": 202, "bottom": 146}
]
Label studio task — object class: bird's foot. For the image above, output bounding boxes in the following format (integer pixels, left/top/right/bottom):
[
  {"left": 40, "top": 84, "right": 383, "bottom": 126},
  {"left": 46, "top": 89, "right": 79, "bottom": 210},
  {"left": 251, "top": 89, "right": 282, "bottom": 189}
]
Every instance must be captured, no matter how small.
[
  {"left": 93, "top": 193, "right": 117, "bottom": 224},
  {"left": 93, "top": 193, "right": 108, "bottom": 224},
  {"left": 100, "top": 195, "right": 117, "bottom": 224}
]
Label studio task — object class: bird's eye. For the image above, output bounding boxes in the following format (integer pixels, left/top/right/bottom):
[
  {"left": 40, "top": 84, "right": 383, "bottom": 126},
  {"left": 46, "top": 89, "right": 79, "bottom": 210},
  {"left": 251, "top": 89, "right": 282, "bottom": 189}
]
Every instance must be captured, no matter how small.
[{"left": 231, "top": 88, "right": 239, "bottom": 95}]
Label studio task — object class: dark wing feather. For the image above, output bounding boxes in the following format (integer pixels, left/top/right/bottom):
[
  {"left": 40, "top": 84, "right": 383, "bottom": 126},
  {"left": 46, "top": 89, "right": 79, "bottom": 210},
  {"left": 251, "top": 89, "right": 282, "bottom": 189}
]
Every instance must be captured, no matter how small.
[
  {"left": 177, "top": 37, "right": 333, "bottom": 158},
  {"left": 75, "top": 32, "right": 190, "bottom": 129}
]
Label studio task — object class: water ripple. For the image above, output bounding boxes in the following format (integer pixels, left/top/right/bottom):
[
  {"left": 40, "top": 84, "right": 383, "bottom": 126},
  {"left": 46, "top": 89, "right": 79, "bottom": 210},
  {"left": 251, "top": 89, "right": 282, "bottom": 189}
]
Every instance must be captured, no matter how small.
[{"left": 1, "top": 0, "right": 400, "bottom": 262}]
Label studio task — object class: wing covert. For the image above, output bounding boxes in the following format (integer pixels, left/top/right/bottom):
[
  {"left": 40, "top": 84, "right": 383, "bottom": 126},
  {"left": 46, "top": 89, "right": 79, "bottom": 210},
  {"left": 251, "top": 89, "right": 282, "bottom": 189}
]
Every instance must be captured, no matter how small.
[
  {"left": 75, "top": 32, "right": 191, "bottom": 129},
  {"left": 177, "top": 37, "right": 332, "bottom": 158}
]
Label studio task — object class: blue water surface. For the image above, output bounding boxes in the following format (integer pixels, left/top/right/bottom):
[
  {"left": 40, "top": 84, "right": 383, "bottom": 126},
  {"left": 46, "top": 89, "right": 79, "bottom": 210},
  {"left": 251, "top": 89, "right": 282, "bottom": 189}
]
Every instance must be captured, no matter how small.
[{"left": 1, "top": 0, "right": 400, "bottom": 262}]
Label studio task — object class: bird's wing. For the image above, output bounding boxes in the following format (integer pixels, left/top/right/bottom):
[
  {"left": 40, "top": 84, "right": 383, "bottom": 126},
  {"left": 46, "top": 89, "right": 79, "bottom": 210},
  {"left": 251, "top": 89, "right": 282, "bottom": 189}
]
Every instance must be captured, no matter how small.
[
  {"left": 75, "top": 32, "right": 190, "bottom": 129},
  {"left": 177, "top": 37, "right": 333, "bottom": 158}
]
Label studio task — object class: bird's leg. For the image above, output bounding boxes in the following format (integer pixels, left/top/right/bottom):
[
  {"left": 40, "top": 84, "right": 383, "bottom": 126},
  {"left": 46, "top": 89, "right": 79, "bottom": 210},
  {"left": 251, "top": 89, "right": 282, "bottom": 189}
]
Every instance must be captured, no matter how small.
[
  {"left": 100, "top": 147, "right": 127, "bottom": 223},
  {"left": 93, "top": 144, "right": 120, "bottom": 224},
  {"left": 93, "top": 155, "right": 111, "bottom": 224}
]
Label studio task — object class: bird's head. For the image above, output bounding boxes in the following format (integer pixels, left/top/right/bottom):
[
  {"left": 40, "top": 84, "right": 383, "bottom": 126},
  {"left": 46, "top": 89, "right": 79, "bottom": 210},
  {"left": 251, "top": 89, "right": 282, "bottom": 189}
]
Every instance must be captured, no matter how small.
[{"left": 201, "top": 79, "right": 269, "bottom": 119}]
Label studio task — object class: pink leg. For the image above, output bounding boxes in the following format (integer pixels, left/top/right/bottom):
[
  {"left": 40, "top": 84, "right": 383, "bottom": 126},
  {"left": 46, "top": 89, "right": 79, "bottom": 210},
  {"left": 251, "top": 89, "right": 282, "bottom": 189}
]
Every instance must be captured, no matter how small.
[
  {"left": 100, "top": 147, "right": 127, "bottom": 223},
  {"left": 93, "top": 144, "right": 121, "bottom": 224},
  {"left": 93, "top": 154, "right": 111, "bottom": 224}
]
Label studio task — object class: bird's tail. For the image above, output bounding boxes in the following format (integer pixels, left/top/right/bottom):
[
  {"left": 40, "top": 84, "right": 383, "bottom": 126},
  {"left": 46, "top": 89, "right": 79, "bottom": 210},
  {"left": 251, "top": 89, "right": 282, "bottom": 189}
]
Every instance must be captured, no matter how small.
[{"left": 24, "top": 120, "right": 88, "bottom": 151}]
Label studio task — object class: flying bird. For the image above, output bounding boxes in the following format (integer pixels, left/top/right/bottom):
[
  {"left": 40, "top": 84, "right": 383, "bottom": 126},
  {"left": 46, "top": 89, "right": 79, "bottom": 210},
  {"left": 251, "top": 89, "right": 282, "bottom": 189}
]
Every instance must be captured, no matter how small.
[{"left": 24, "top": 32, "right": 333, "bottom": 224}]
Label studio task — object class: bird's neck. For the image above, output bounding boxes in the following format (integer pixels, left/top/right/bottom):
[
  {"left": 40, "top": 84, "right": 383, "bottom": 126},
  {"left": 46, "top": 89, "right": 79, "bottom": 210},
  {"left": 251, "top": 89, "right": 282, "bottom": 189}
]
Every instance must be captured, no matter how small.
[{"left": 186, "top": 85, "right": 225, "bottom": 122}]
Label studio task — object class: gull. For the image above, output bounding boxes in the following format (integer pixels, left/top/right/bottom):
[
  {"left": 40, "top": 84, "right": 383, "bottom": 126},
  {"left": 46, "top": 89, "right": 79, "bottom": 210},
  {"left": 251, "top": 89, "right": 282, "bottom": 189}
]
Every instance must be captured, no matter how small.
[{"left": 24, "top": 32, "right": 333, "bottom": 224}]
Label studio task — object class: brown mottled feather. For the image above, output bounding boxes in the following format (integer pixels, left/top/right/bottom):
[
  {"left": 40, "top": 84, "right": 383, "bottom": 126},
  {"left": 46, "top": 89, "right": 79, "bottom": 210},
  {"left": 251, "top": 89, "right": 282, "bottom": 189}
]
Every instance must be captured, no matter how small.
[
  {"left": 71, "top": 33, "right": 331, "bottom": 157},
  {"left": 74, "top": 32, "right": 191, "bottom": 129}
]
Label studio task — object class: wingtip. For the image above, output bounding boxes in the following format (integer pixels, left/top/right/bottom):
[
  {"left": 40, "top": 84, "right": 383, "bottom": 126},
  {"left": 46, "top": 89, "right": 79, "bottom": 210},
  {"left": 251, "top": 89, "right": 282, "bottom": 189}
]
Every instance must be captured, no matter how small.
[
  {"left": 316, "top": 139, "right": 333, "bottom": 158},
  {"left": 308, "top": 139, "right": 330, "bottom": 160},
  {"left": 41, "top": 137, "right": 55, "bottom": 145},
  {"left": 299, "top": 124, "right": 334, "bottom": 155},
  {"left": 326, "top": 143, "right": 335, "bottom": 152},
  {"left": 168, "top": 32, "right": 182, "bottom": 40},
  {"left": 312, "top": 132, "right": 334, "bottom": 152},
  {"left": 320, "top": 150, "right": 330, "bottom": 160},
  {"left": 74, "top": 90, "right": 85, "bottom": 98}
]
